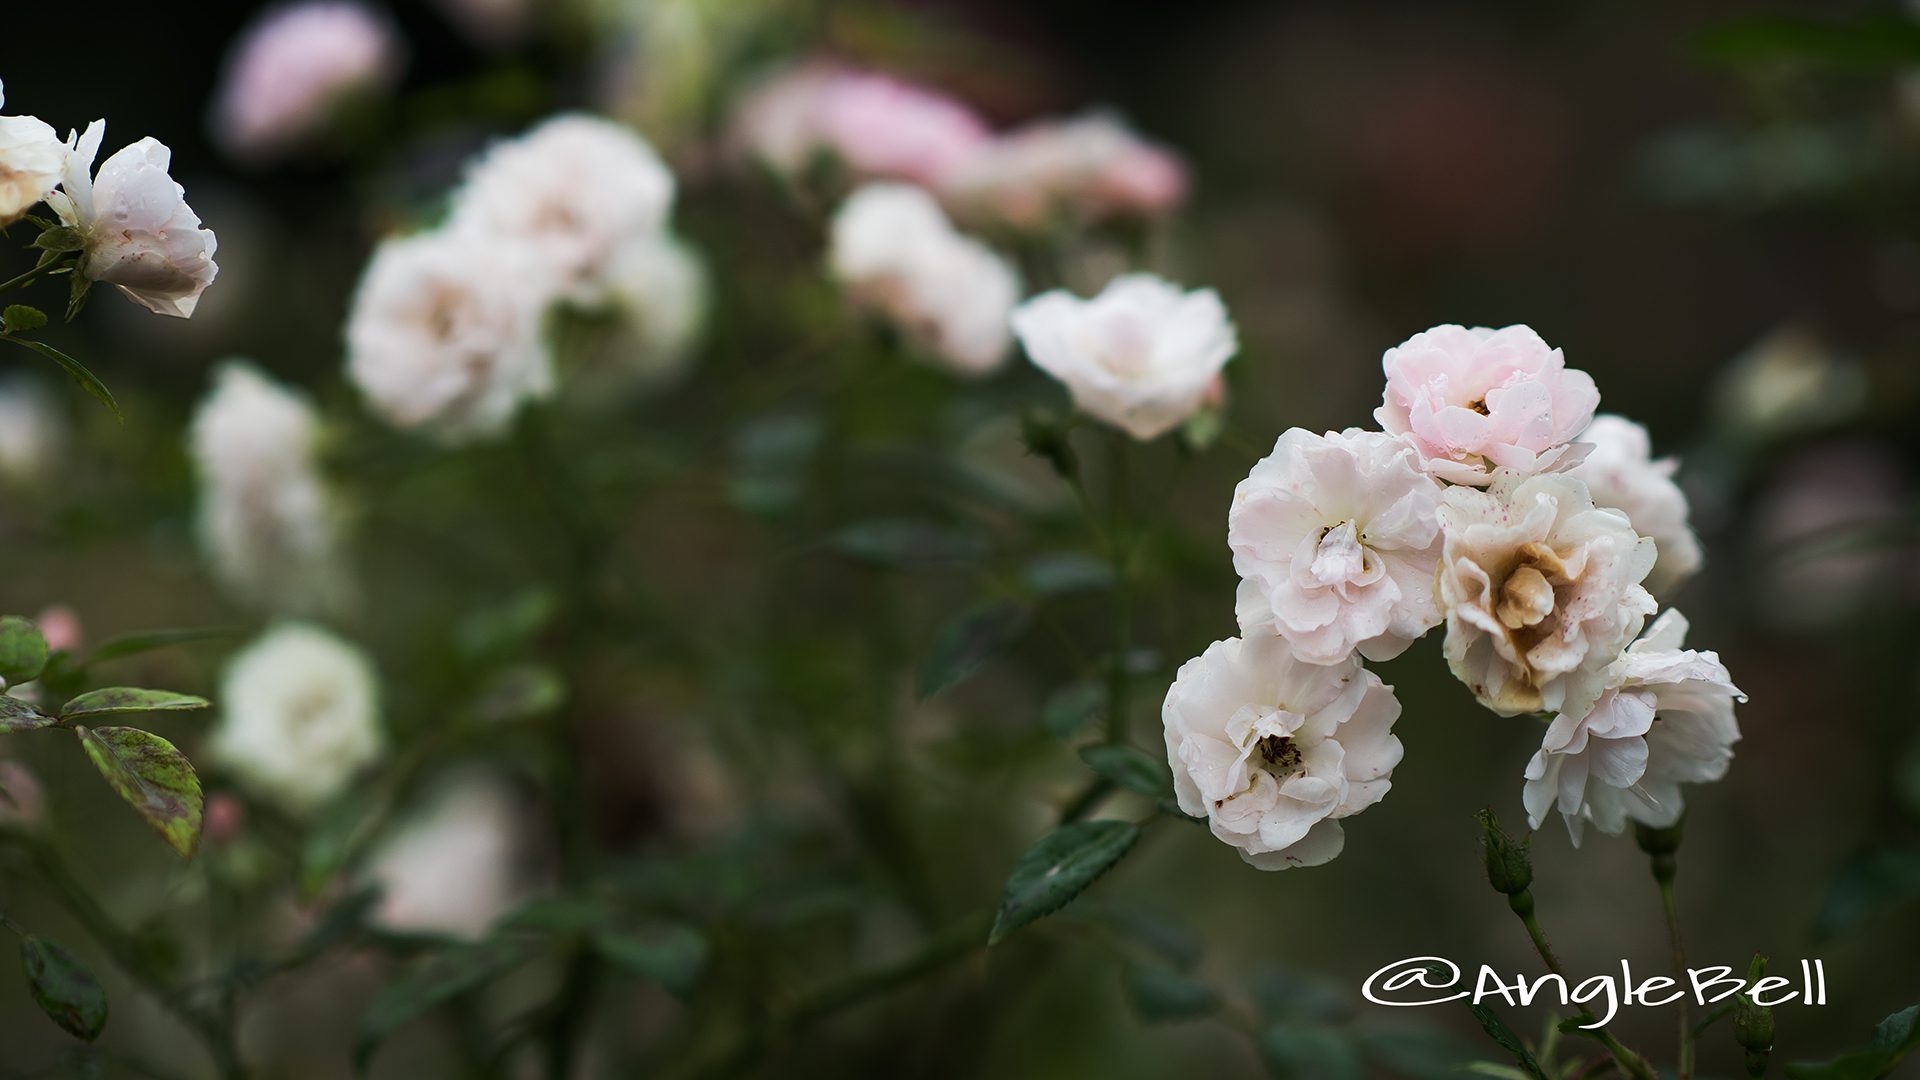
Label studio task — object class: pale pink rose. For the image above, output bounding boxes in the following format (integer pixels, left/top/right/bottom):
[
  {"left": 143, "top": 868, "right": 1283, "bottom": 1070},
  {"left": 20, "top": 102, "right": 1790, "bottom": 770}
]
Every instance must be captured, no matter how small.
[
  {"left": 942, "top": 112, "right": 1188, "bottom": 229},
  {"left": 212, "top": 1, "right": 404, "bottom": 161},
  {"left": 732, "top": 64, "right": 989, "bottom": 189},
  {"left": 1376, "top": 324, "right": 1599, "bottom": 486},
  {"left": 1568, "top": 415, "right": 1702, "bottom": 597}
]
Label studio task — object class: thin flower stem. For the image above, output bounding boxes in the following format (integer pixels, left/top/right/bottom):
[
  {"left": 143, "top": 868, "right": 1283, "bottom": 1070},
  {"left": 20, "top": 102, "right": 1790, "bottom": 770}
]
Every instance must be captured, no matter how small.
[
  {"left": 1659, "top": 878, "right": 1694, "bottom": 1078},
  {"left": 1511, "top": 899, "right": 1659, "bottom": 1080},
  {"left": 1105, "top": 433, "right": 1132, "bottom": 745}
]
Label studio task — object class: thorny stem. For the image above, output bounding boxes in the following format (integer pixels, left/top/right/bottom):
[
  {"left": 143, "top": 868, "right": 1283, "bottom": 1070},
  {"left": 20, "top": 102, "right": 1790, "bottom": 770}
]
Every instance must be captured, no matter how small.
[{"left": 1509, "top": 896, "right": 1658, "bottom": 1080}]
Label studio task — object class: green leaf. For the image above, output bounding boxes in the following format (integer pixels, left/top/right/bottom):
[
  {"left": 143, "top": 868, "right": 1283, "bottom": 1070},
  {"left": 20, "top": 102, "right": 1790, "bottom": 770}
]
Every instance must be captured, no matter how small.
[
  {"left": 21, "top": 935, "right": 107, "bottom": 1041},
  {"left": 829, "top": 519, "right": 988, "bottom": 569},
  {"left": 1697, "top": 15, "right": 1920, "bottom": 70},
  {"left": 0, "top": 694, "right": 59, "bottom": 733},
  {"left": 61, "top": 687, "right": 210, "bottom": 719},
  {"left": 498, "top": 895, "right": 609, "bottom": 935},
  {"left": 595, "top": 925, "right": 708, "bottom": 999},
  {"left": 86, "top": 627, "right": 238, "bottom": 665},
  {"left": 75, "top": 726, "right": 204, "bottom": 857},
  {"left": 1355, "top": 1024, "right": 1484, "bottom": 1079},
  {"left": 1467, "top": 1001, "right": 1548, "bottom": 1080},
  {"left": 355, "top": 938, "right": 534, "bottom": 1072},
  {"left": 65, "top": 272, "right": 90, "bottom": 321},
  {"left": 1078, "top": 744, "right": 1172, "bottom": 798},
  {"left": 1259, "top": 1027, "right": 1364, "bottom": 1080},
  {"left": 1042, "top": 681, "right": 1104, "bottom": 741},
  {"left": 3, "top": 305, "right": 47, "bottom": 333},
  {"left": 989, "top": 820, "right": 1138, "bottom": 945},
  {"left": 917, "top": 603, "right": 1029, "bottom": 699},
  {"left": 1786, "top": 1004, "right": 1920, "bottom": 1079},
  {"left": 4, "top": 338, "right": 119, "bottom": 420},
  {"left": 1812, "top": 849, "right": 1920, "bottom": 939},
  {"left": 0, "top": 616, "right": 49, "bottom": 685},
  {"left": 1251, "top": 968, "right": 1351, "bottom": 1024},
  {"left": 1021, "top": 552, "right": 1113, "bottom": 596},
  {"left": 1125, "top": 963, "right": 1218, "bottom": 1023},
  {"left": 31, "top": 226, "right": 84, "bottom": 253}
]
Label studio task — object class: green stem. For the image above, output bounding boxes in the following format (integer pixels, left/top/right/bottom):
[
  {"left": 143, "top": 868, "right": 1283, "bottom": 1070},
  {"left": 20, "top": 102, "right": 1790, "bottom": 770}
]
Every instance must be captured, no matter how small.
[
  {"left": 1657, "top": 875, "right": 1694, "bottom": 1078},
  {"left": 1510, "top": 895, "right": 1658, "bottom": 1080},
  {"left": 1104, "top": 434, "right": 1132, "bottom": 744}
]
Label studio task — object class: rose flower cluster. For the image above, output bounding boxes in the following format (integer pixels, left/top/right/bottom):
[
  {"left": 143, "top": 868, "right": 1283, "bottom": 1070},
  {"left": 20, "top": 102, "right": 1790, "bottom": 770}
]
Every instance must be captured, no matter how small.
[{"left": 1166, "top": 325, "right": 1747, "bottom": 868}]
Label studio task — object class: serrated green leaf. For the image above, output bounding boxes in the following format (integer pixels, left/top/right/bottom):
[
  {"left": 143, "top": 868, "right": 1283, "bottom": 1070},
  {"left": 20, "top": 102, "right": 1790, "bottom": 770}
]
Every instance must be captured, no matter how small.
[
  {"left": 355, "top": 938, "right": 534, "bottom": 1072},
  {"left": 75, "top": 726, "right": 204, "bottom": 857},
  {"left": 1260, "top": 1026, "right": 1364, "bottom": 1080},
  {"left": 0, "top": 694, "right": 59, "bottom": 733},
  {"left": 989, "top": 820, "right": 1138, "bottom": 945},
  {"left": 828, "top": 519, "right": 988, "bottom": 569},
  {"left": 1467, "top": 1001, "right": 1548, "bottom": 1080},
  {"left": 917, "top": 603, "right": 1029, "bottom": 699},
  {"left": 1125, "top": 963, "right": 1218, "bottom": 1023},
  {"left": 4, "top": 338, "right": 119, "bottom": 420},
  {"left": 1078, "top": 744, "right": 1172, "bottom": 798},
  {"left": 1042, "top": 681, "right": 1103, "bottom": 740},
  {"left": 21, "top": 935, "right": 107, "bottom": 1041},
  {"left": 3, "top": 305, "right": 47, "bottom": 333},
  {"left": 0, "top": 616, "right": 49, "bottom": 685},
  {"left": 595, "top": 925, "right": 708, "bottom": 999},
  {"left": 61, "top": 687, "right": 210, "bottom": 719}
]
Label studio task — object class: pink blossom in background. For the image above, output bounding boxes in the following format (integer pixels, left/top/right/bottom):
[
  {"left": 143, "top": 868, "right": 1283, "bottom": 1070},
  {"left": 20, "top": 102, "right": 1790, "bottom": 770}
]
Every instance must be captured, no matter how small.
[
  {"left": 32, "top": 606, "right": 82, "bottom": 655},
  {"left": 942, "top": 113, "right": 1189, "bottom": 229},
  {"left": 212, "top": 1, "right": 405, "bottom": 161},
  {"left": 204, "top": 793, "right": 247, "bottom": 846},
  {"left": 732, "top": 64, "right": 990, "bottom": 189}
]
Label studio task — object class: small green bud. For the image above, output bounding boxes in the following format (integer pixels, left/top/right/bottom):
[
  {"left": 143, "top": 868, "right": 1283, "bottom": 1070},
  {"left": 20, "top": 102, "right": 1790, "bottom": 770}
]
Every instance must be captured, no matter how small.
[
  {"left": 1476, "top": 808, "right": 1533, "bottom": 896},
  {"left": 1634, "top": 820, "right": 1683, "bottom": 884},
  {"left": 1733, "top": 953, "right": 1774, "bottom": 1062}
]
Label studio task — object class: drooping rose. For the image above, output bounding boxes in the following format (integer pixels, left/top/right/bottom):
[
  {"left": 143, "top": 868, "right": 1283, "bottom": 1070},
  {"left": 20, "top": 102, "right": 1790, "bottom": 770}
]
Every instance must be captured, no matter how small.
[
  {"left": 1376, "top": 324, "right": 1598, "bottom": 486},
  {"left": 1011, "top": 273, "right": 1238, "bottom": 440},
  {"left": 1163, "top": 633, "right": 1403, "bottom": 870},
  {"left": 1230, "top": 428, "right": 1445, "bottom": 664},
  {"left": 50, "top": 121, "right": 219, "bottom": 317},
  {"left": 1437, "top": 471, "right": 1656, "bottom": 718}
]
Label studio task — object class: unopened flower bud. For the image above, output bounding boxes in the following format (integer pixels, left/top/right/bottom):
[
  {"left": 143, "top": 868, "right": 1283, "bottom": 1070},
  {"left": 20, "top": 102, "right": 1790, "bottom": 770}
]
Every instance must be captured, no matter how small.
[
  {"left": 1734, "top": 953, "right": 1773, "bottom": 1077},
  {"left": 1477, "top": 808, "right": 1532, "bottom": 896},
  {"left": 1634, "top": 820, "right": 1683, "bottom": 884}
]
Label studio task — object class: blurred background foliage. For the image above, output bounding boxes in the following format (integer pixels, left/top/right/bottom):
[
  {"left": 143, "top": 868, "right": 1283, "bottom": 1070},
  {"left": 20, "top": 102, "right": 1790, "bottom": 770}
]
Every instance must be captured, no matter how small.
[{"left": 2, "top": 0, "right": 1919, "bottom": 1077}]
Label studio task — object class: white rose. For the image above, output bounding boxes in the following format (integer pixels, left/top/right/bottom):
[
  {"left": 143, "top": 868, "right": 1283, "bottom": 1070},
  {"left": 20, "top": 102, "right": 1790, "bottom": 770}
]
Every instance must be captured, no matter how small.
[
  {"left": 49, "top": 121, "right": 218, "bottom": 318},
  {"left": 449, "top": 113, "right": 674, "bottom": 304},
  {"left": 1522, "top": 610, "right": 1744, "bottom": 843},
  {"left": 0, "top": 81, "right": 65, "bottom": 225},
  {"left": 1438, "top": 471, "right": 1657, "bottom": 718},
  {"left": 364, "top": 773, "right": 533, "bottom": 940},
  {"left": 345, "top": 228, "right": 555, "bottom": 441},
  {"left": 1229, "top": 428, "right": 1444, "bottom": 664},
  {"left": 828, "top": 183, "right": 1020, "bottom": 376},
  {"left": 1568, "top": 415, "right": 1703, "bottom": 597},
  {"left": 190, "top": 362, "right": 346, "bottom": 614},
  {"left": 1163, "top": 633, "right": 1403, "bottom": 870},
  {"left": 598, "top": 233, "right": 708, "bottom": 386},
  {"left": 1011, "top": 273, "right": 1237, "bottom": 440},
  {"left": 0, "top": 376, "right": 66, "bottom": 484},
  {"left": 211, "top": 623, "right": 383, "bottom": 815}
]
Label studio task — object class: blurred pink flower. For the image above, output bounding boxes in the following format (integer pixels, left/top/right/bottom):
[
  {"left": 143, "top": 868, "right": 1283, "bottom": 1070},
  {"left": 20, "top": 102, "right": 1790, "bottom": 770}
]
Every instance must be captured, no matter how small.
[
  {"left": 204, "top": 793, "right": 247, "bottom": 845},
  {"left": 212, "top": 1, "right": 404, "bottom": 161},
  {"left": 732, "top": 64, "right": 989, "bottom": 189},
  {"left": 0, "top": 761, "right": 45, "bottom": 831},
  {"left": 942, "top": 113, "right": 1188, "bottom": 229},
  {"left": 32, "top": 605, "right": 82, "bottom": 655}
]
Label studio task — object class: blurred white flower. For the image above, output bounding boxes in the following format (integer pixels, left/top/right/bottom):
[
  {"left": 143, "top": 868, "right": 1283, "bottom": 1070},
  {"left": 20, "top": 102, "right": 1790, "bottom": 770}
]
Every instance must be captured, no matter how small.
[
  {"left": 941, "top": 112, "right": 1187, "bottom": 229},
  {"left": 0, "top": 377, "right": 66, "bottom": 484},
  {"left": 211, "top": 1, "right": 403, "bottom": 162},
  {"left": 829, "top": 183, "right": 1020, "bottom": 375},
  {"left": 190, "top": 362, "right": 347, "bottom": 614},
  {"left": 1376, "top": 324, "right": 1598, "bottom": 486},
  {"left": 49, "top": 121, "right": 219, "bottom": 318},
  {"left": 449, "top": 113, "right": 674, "bottom": 304},
  {"left": 730, "top": 64, "right": 989, "bottom": 189},
  {"left": 345, "top": 228, "right": 555, "bottom": 441},
  {"left": 211, "top": 623, "right": 382, "bottom": 815},
  {"left": 1011, "top": 273, "right": 1237, "bottom": 440},
  {"left": 1522, "top": 610, "right": 1744, "bottom": 843},
  {"left": 1438, "top": 471, "right": 1656, "bottom": 718},
  {"left": 1230, "top": 428, "right": 1444, "bottom": 664},
  {"left": 364, "top": 773, "right": 534, "bottom": 939},
  {"left": 1710, "top": 325, "right": 1865, "bottom": 445},
  {"left": 595, "top": 233, "right": 708, "bottom": 387},
  {"left": 1163, "top": 633, "right": 1403, "bottom": 871},
  {"left": 0, "top": 81, "right": 65, "bottom": 225},
  {"left": 1569, "top": 415, "right": 1702, "bottom": 597}
]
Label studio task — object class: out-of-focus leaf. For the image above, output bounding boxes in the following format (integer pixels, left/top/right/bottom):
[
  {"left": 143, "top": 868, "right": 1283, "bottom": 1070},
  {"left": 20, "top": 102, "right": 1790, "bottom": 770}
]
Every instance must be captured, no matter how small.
[
  {"left": 499, "top": 895, "right": 609, "bottom": 935},
  {"left": 729, "top": 413, "right": 823, "bottom": 515},
  {"left": 1812, "top": 849, "right": 1920, "bottom": 939},
  {"left": 3, "top": 305, "right": 47, "bottom": 333},
  {"left": 1467, "top": 1001, "right": 1548, "bottom": 1080},
  {"left": 989, "top": 820, "right": 1138, "bottom": 945},
  {"left": 21, "top": 935, "right": 106, "bottom": 1041},
  {"left": 0, "top": 616, "right": 49, "bottom": 686},
  {"left": 1259, "top": 1027, "right": 1363, "bottom": 1080},
  {"left": 354, "top": 938, "right": 534, "bottom": 1072},
  {"left": 917, "top": 602, "right": 1029, "bottom": 699},
  {"left": 75, "top": 726, "right": 204, "bottom": 857},
  {"left": 1356, "top": 1023, "right": 1485, "bottom": 1079},
  {"left": 1076, "top": 903, "right": 1202, "bottom": 970},
  {"left": 454, "top": 590, "right": 557, "bottom": 664},
  {"left": 468, "top": 664, "right": 565, "bottom": 725},
  {"left": 1251, "top": 967, "right": 1350, "bottom": 1024},
  {"left": 85, "top": 627, "right": 237, "bottom": 665},
  {"left": 1178, "top": 406, "right": 1226, "bottom": 454},
  {"left": 1697, "top": 15, "right": 1920, "bottom": 70},
  {"left": 1125, "top": 963, "right": 1218, "bottom": 1023},
  {"left": 1784, "top": 1003, "right": 1918, "bottom": 1079},
  {"left": 5, "top": 338, "right": 119, "bottom": 420},
  {"left": 1021, "top": 552, "right": 1112, "bottom": 596},
  {"left": 829, "top": 518, "right": 989, "bottom": 569},
  {"left": 1078, "top": 744, "right": 1172, "bottom": 798},
  {"left": 0, "top": 695, "right": 58, "bottom": 733},
  {"left": 595, "top": 925, "right": 708, "bottom": 999},
  {"left": 61, "top": 688, "right": 210, "bottom": 719},
  {"left": 1042, "top": 681, "right": 1103, "bottom": 741}
]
